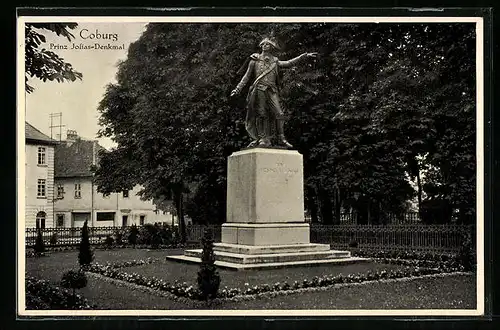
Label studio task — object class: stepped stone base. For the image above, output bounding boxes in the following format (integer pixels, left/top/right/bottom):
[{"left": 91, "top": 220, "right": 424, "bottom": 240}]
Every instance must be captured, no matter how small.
[
  {"left": 166, "top": 242, "right": 369, "bottom": 270},
  {"left": 166, "top": 254, "right": 369, "bottom": 271},
  {"left": 214, "top": 242, "right": 331, "bottom": 255}
]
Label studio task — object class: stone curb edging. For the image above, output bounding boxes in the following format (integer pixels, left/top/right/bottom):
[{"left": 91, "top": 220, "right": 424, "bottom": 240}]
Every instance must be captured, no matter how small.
[{"left": 85, "top": 271, "right": 473, "bottom": 306}]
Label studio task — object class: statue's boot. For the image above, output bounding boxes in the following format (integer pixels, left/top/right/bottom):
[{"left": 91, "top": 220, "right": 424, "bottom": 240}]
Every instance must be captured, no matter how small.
[
  {"left": 276, "top": 119, "right": 293, "bottom": 149},
  {"left": 247, "top": 140, "right": 259, "bottom": 148},
  {"left": 257, "top": 117, "right": 271, "bottom": 147}
]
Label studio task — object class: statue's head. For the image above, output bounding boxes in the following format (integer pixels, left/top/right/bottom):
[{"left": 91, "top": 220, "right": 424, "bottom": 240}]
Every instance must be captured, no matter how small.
[{"left": 259, "top": 37, "right": 280, "bottom": 51}]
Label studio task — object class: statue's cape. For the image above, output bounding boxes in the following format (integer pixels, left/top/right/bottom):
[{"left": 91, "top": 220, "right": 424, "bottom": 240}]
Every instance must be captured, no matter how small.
[{"left": 236, "top": 53, "right": 261, "bottom": 75}]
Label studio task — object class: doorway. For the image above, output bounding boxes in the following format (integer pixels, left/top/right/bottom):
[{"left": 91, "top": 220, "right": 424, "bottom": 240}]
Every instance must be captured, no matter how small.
[{"left": 122, "top": 215, "right": 128, "bottom": 227}]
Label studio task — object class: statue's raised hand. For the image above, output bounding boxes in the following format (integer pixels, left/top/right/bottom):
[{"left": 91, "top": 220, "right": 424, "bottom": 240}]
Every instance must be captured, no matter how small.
[{"left": 306, "top": 52, "right": 319, "bottom": 58}]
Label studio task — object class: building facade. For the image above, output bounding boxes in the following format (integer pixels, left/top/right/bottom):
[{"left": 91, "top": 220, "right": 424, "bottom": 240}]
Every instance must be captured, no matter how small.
[
  {"left": 25, "top": 122, "right": 58, "bottom": 228},
  {"left": 53, "top": 131, "right": 176, "bottom": 228}
]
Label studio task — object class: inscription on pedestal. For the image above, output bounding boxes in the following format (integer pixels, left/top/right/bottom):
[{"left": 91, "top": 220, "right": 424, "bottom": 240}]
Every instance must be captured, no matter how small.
[{"left": 260, "top": 162, "right": 299, "bottom": 176}]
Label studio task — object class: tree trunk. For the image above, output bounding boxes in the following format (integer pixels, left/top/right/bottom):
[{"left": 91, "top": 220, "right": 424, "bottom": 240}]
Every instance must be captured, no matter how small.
[
  {"left": 173, "top": 186, "right": 186, "bottom": 243},
  {"left": 305, "top": 185, "right": 319, "bottom": 223},
  {"left": 310, "top": 198, "right": 319, "bottom": 223},
  {"left": 367, "top": 199, "right": 371, "bottom": 225},
  {"left": 333, "top": 186, "right": 342, "bottom": 225},
  {"left": 319, "top": 189, "right": 334, "bottom": 225},
  {"left": 416, "top": 168, "right": 423, "bottom": 213}
]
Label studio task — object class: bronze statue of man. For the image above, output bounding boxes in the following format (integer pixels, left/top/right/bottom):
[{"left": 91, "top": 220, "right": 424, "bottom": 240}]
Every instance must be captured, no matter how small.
[{"left": 231, "top": 37, "right": 317, "bottom": 149}]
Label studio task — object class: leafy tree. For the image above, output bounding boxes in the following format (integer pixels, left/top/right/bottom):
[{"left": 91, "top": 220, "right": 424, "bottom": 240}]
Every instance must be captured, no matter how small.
[
  {"left": 151, "top": 223, "right": 163, "bottom": 249},
  {"left": 104, "top": 235, "right": 114, "bottom": 248},
  {"left": 60, "top": 269, "right": 88, "bottom": 304},
  {"left": 197, "top": 229, "right": 220, "bottom": 300},
  {"left": 128, "top": 224, "right": 139, "bottom": 247},
  {"left": 25, "top": 23, "right": 83, "bottom": 93},
  {"left": 49, "top": 233, "right": 58, "bottom": 246},
  {"left": 287, "top": 23, "right": 475, "bottom": 223},
  {"left": 78, "top": 220, "right": 94, "bottom": 266}
]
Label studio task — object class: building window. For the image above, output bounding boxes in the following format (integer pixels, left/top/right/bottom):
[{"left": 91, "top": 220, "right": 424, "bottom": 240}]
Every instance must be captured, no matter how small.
[
  {"left": 37, "top": 147, "right": 46, "bottom": 165},
  {"left": 37, "top": 179, "right": 46, "bottom": 198},
  {"left": 96, "top": 212, "right": 115, "bottom": 221},
  {"left": 123, "top": 190, "right": 129, "bottom": 198},
  {"left": 36, "top": 211, "right": 46, "bottom": 229},
  {"left": 56, "top": 214, "right": 64, "bottom": 227},
  {"left": 139, "top": 215, "right": 145, "bottom": 226},
  {"left": 74, "top": 183, "right": 81, "bottom": 198},
  {"left": 57, "top": 184, "right": 64, "bottom": 199}
]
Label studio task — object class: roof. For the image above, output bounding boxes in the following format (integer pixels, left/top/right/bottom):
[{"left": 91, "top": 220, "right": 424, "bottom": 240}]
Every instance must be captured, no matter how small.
[
  {"left": 55, "top": 138, "right": 106, "bottom": 178},
  {"left": 25, "top": 122, "right": 57, "bottom": 145}
]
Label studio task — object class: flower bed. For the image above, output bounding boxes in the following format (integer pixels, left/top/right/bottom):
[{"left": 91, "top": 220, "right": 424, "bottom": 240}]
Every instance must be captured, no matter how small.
[
  {"left": 25, "top": 251, "right": 50, "bottom": 258},
  {"left": 353, "top": 249, "right": 458, "bottom": 262},
  {"left": 25, "top": 276, "right": 95, "bottom": 310},
  {"left": 84, "top": 262, "right": 203, "bottom": 300},
  {"left": 97, "top": 257, "right": 161, "bottom": 269}
]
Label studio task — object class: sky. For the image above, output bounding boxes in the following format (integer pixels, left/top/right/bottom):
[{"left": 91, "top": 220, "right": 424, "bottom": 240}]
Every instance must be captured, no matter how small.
[{"left": 25, "top": 22, "right": 147, "bottom": 150}]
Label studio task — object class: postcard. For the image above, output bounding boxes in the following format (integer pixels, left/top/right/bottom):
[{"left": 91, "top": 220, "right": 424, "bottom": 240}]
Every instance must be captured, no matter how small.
[{"left": 17, "top": 11, "right": 486, "bottom": 317}]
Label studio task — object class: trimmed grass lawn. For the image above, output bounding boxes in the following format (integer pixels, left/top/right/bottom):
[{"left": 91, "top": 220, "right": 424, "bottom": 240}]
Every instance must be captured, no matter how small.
[
  {"left": 25, "top": 248, "right": 477, "bottom": 310},
  {"left": 25, "top": 248, "right": 183, "bottom": 283}
]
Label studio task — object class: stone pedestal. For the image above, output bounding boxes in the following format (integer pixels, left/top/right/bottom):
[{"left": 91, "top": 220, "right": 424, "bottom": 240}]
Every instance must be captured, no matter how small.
[
  {"left": 167, "top": 148, "right": 367, "bottom": 270},
  {"left": 225, "top": 148, "right": 304, "bottom": 224}
]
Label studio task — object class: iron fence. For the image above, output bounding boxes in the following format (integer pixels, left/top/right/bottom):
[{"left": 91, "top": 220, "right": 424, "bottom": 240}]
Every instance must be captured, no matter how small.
[
  {"left": 26, "top": 223, "right": 474, "bottom": 253},
  {"left": 310, "top": 223, "right": 475, "bottom": 252},
  {"left": 25, "top": 225, "right": 222, "bottom": 248}
]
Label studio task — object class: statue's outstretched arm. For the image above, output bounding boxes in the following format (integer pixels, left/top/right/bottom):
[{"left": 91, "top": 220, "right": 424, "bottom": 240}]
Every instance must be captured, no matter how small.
[{"left": 278, "top": 52, "right": 318, "bottom": 68}]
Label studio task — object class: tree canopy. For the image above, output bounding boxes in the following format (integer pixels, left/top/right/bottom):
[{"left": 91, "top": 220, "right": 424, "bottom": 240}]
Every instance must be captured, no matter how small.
[
  {"left": 94, "top": 23, "right": 476, "bottom": 225},
  {"left": 25, "top": 23, "right": 83, "bottom": 93}
]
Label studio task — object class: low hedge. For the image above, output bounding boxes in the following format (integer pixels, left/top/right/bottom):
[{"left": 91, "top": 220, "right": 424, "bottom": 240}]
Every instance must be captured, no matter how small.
[{"left": 95, "top": 257, "right": 160, "bottom": 269}]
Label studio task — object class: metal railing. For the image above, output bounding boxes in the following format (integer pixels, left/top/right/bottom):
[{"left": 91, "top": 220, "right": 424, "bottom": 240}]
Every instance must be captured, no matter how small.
[
  {"left": 25, "top": 225, "right": 221, "bottom": 247},
  {"left": 26, "top": 223, "right": 473, "bottom": 253},
  {"left": 310, "top": 223, "right": 475, "bottom": 252}
]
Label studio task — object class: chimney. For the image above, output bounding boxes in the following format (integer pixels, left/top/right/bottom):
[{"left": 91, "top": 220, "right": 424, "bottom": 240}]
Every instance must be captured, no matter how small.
[{"left": 66, "top": 130, "right": 78, "bottom": 146}]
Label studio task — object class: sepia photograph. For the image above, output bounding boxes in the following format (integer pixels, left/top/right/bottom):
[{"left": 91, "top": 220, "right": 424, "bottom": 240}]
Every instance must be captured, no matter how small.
[{"left": 17, "top": 12, "right": 486, "bottom": 317}]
